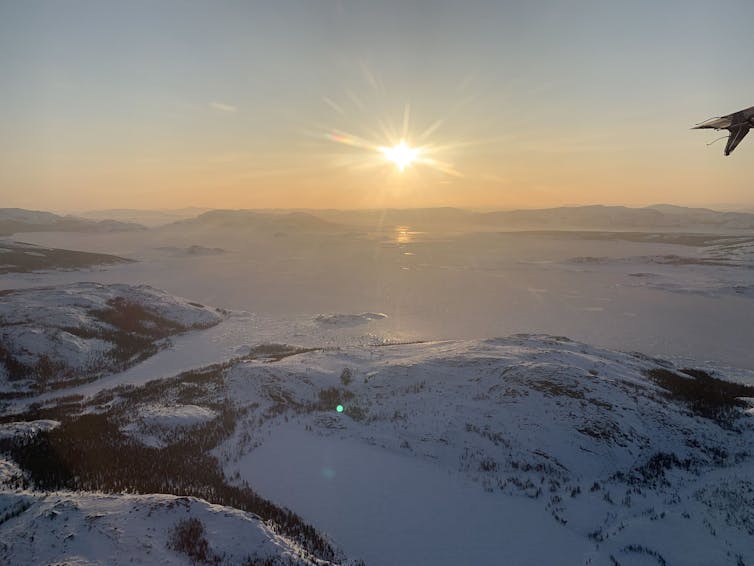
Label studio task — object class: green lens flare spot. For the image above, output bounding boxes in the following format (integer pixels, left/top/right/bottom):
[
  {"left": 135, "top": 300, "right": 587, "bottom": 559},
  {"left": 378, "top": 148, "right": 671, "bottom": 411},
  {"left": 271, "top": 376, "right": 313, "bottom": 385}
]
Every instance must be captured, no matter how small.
[{"left": 336, "top": 404, "right": 344, "bottom": 413}]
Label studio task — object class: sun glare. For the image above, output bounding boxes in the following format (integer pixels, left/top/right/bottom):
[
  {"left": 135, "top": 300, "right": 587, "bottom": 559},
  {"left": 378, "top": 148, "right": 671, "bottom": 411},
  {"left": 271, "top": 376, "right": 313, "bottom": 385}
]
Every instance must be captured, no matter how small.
[
  {"left": 381, "top": 140, "right": 418, "bottom": 172},
  {"left": 322, "top": 101, "right": 462, "bottom": 178}
]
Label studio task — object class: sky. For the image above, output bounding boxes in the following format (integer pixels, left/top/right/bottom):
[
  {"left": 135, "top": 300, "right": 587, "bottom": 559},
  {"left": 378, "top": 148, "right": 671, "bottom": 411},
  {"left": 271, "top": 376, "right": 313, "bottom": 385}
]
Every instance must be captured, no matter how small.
[{"left": 2, "top": 0, "right": 754, "bottom": 212}]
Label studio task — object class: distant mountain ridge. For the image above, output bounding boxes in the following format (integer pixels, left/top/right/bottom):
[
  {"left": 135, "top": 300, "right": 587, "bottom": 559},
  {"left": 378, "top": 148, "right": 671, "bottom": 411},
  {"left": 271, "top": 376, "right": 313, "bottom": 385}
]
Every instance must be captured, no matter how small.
[
  {"left": 0, "top": 208, "right": 145, "bottom": 236},
  {"left": 78, "top": 207, "right": 211, "bottom": 227},
  {"left": 7, "top": 204, "right": 754, "bottom": 234},
  {"left": 479, "top": 204, "right": 754, "bottom": 230},
  {"left": 165, "top": 209, "right": 342, "bottom": 233},
  {"left": 304, "top": 204, "right": 754, "bottom": 231}
]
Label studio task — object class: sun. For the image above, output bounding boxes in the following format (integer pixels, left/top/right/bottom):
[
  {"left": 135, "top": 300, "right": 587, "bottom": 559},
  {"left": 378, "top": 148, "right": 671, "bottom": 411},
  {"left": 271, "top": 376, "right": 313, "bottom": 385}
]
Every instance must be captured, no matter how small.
[
  {"left": 322, "top": 103, "right": 462, "bottom": 177},
  {"left": 380, "top": 140, "right": 418, "bottom": 172}
]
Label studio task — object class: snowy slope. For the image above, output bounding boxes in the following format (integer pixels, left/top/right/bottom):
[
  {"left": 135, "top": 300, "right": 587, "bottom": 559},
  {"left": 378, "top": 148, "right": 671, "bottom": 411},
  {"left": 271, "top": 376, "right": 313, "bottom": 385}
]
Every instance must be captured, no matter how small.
[
  {"left": 207, "top": 336, "right": 754, "bottom": 565},
  {"left": 23, "top": 331, "right": 748, "bottom": 564},
  {"left": 0, "top": 491, "right": 336, "bottom": 565},
  {"left": 1, "top": 312, "right": 752, "bottom": 563},
  {"left": 0, "top": 283, "right": 225, "bottom": 393},
  {"left": 0, "top": 419, "right": 59, "bottom": 440}
]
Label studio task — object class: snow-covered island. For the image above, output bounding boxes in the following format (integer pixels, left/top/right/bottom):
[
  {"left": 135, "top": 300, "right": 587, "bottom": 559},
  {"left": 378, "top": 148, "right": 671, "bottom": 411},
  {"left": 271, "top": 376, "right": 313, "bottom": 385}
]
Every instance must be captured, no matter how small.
[
  {"left": 0, "top": 240, "right": 133, "bottom": 274},
  {"left": 0, "top": 283, "right": 225, "bottom": 395}
]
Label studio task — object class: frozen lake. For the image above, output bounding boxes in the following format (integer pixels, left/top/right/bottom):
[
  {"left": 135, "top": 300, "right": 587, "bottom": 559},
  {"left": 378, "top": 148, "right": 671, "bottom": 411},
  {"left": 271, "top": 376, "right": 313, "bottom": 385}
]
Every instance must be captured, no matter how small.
[
  {"left": 4, "top": 227, "right": 754, "bottom": 369},
  {"left": 238, "top": 423, "right": 591, "bottom": 566}
]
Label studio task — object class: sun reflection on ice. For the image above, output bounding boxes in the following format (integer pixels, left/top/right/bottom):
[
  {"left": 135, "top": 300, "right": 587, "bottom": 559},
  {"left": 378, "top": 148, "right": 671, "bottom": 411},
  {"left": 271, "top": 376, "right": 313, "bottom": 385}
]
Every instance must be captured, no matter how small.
[{"left": 395, "top": 226, "right": 413, "bottom": 244}]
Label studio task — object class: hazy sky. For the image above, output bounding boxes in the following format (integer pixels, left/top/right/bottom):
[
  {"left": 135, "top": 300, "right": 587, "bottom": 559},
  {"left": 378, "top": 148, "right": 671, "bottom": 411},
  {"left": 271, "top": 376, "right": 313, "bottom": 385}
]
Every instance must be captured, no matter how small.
[{"left": 2, "top": 0, "right": 754, "bottom": 212}]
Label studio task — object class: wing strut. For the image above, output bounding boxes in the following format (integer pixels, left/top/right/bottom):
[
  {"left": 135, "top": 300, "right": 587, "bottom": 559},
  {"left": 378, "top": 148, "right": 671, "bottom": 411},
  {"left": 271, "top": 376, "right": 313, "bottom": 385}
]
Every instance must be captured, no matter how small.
[{"left": 724, "top": 125, "right": 750, "bottom": 156}]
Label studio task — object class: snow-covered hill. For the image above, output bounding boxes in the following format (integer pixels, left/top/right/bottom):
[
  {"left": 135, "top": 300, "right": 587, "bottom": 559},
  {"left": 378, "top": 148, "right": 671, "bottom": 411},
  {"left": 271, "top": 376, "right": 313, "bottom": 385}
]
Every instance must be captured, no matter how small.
[
  {"left": 0, "top": 491, "right": 335, "bottom": 565},
  {"left": 0, "top": 279, "right": 752, "bottom": 564},
  {"left": 0, "top": 283, "right": 225, "bottom": 394},
  {"left": 1, "top": 333, "right": 748, "bottom": 564},
  {"left": 207, "top": 336, "right": 754, "bottom": 564}
]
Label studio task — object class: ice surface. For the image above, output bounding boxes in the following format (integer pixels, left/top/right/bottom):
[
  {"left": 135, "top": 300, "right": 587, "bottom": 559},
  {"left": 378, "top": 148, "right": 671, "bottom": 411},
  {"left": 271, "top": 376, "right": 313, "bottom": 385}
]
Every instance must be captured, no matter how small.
[
  {"left": 7, "top": 227, "right": 754, "bottom": 368},
  {"left": 241, "top": 423, "right": 591, "bottom": 566}
]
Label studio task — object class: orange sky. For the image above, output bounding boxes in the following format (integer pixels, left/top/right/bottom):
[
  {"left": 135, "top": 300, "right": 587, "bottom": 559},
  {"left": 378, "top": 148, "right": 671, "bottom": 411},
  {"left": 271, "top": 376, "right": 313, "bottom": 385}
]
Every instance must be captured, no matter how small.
[{"left": 2, "top": 2, "right": 754, "bottom": 213}]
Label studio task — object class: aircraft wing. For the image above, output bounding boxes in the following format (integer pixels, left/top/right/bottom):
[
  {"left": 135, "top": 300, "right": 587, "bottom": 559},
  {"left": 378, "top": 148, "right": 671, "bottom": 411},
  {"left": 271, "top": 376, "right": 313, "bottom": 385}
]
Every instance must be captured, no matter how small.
[
  {"left": 693, "top": 115, "right": 733, "bottom": 130},
  {"left": 724, "top": 125, "right": 750, "bottom": 156},
  {"left": 741, "top": 105, "right": 754, "bottom": 120},
  {"left": 694, "top": 104, "right": 754, "bottom": 154}
]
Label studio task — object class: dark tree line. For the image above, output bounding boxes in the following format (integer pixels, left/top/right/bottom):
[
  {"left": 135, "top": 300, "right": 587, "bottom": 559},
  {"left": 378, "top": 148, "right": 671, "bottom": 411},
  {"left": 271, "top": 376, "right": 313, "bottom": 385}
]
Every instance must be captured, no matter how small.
[
  {"left": 3, "top": 410, "right": 337, "bottom": 562},
  {"left": 645, "top": 367, "right": 754, "bottom": 427}
]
